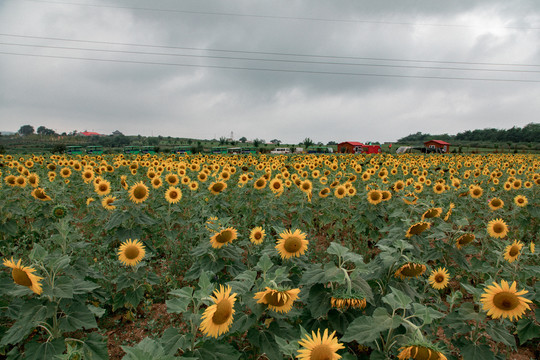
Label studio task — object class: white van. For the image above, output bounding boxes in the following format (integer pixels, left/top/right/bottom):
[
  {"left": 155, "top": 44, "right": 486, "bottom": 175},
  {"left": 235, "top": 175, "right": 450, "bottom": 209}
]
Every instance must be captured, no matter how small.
[{"left": 271, "top": 147, "right": 291, "bottom": 154}]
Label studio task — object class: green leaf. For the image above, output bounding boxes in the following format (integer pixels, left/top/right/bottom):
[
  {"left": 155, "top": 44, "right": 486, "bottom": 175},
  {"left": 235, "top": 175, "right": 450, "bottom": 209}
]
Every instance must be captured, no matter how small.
[
  {"left": 167, "top": 287, "right": 194, "bottom": 314},
  {"left": 72, "top": 278, "right": 100, "bottom": 295},
  {"left": 382, "top": 287, "right": 412, "bottom": 310},
  {"left": 412, "top": 303, "right": 445, "bottom": 325},
  {"left": 274, "top": 335, "right": 298, "bottom": 357},
  {"left": 29, "top": 243, "right": 48, "bottom": 261},
  {"left": 300, "top": 264, "right": 326, "bottom": 285},
  {"left": 256, "top": 254, "right": 273, "bottom": 273},
  {"left": 82, "top": 332, "right": 109, "bottom": 360},
  {"left": 87, "top": 304, "right": 106, "bottom": 318},
  {"left": 324, "top": 264, "right": 346, "bottom": 283},
  {"left": 160, "top": 328, "right": 189, "bottom": 356},
  {"left": 485, "top": 323, "right": 516, "bottom": 348},
  {"left": 193, "top": 340, "right": 241, "bottom": 360},
  {"left": 122, "top": 337, "right": 176, "bottom": 360},
  {"left": 460, "top": 343, "right": 494, "bottom": 360},
  {"left": 59, "top": 301, "right": 98, "bottom": 332},
  {"left": 307, "top": 284, "right": 331, "bottom": 318},
  {"left": 460, "top": 282, "right": 483, "bottom": 300},
  {"left": 229, "top": 270, "right": 257, "bottom": 294},
  {"left": 516, "top": 318, "right": 540, "bottom": 345},
  {"left": 51, "top": 276, "right": 74, "bottom": 299},
  {"left": 247, "top": 329, "right": 281, "bottom": 360},
  {"left": 24, "top": 338, "right": 65, "bottom": 360},
  {"left": 125, "top": 286, "right": 145, "bottom": 308},
  {"left": 327, "top": 242, "right": 349, "bottom": 258}
]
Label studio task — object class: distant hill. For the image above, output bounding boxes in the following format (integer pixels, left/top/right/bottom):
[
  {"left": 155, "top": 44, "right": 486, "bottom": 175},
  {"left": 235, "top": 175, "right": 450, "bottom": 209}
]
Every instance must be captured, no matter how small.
[{"left": 0, "top": 131, "right": 16, "bottom": 135}]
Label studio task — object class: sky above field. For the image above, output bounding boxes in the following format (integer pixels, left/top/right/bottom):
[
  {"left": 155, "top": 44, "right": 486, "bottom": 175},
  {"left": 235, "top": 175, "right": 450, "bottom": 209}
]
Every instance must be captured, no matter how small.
[{"left": 1, "top": 0, "right": 540, "bottom": 144}]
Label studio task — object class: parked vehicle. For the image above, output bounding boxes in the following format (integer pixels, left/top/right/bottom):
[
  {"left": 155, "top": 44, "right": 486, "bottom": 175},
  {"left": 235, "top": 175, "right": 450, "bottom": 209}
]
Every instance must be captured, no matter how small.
[
  {"left": 124, "top": 146, "right": 140, "bottom": 154},
  {"left": 86, "top": 146, "right": 103, "bottom": 155},
  {"left": 271, "top": 147, "right": 291, "bottom": 154},
  {"left": 66, "top": 146, "right": 83, "bottom": 155}
]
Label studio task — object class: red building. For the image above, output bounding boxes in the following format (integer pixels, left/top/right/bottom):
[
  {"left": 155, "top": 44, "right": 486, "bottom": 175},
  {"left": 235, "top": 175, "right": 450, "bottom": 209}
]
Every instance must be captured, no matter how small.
[
  {"left": 337, "top": 142, "right": 364, "bottom": 154},
  {"left": 79, "top": 131, "right": 102, "bottom": 136},
  {"left": 424, "top": 140, "right": 450, "bottom": 153}
]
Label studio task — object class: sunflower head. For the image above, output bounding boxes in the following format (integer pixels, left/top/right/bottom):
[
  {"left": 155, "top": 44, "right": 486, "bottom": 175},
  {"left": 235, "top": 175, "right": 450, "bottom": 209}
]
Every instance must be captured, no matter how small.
[
  {"left": 367, "top": 190, "right": 383, "bottom": 205},
  {"left": 129, "top": 181, "right": 149, "bottom": 204},
  {"left": 514, "top": 195, "right": 528, "bottom": 207},
  {"left": 52, "top": 205, "right": 67, "bottom": 219},
  {"left": 504, "top": 240, "right": 524, "bottom": 263},
  {"left": 487, "top": 218, "right": 508, "bottom": 239},
  {"left": 405, "top": 222, "right": 431, "bottom": 238},
  {"left": 208, "top": 181, "right": 227, "bottom": 195},
  {"left": 455, "top": 233, "right": 475, "bottom": 249},
  {"left": 397, "top": 342, "right": 448, "bottom": 360},
  {"left": 488, "top": 197, "right": 504, "bottom": 211},
  {"left": 395, "top": 262, "right": 427, "bottom": 279},
  {"left": 118, "top": 239, "right": 146, "bottom": 266},
  {"left": 421, "top": 208, "right": 442, "bottom": 221},
  {"left": 330, "top": 291, "right": 367, "bottom": 310},
  {"left": 480, "top": 280, "right": 532, "bottom": 321},
  {"left": 428, "top": 267, "right": 450, "bottom": 290},
  {"left": 275, "top": 229, "right": 309, "bottom": 259},
  {"left": 249, "top": 226, "right": 265, "bottom": 245},
  {"left": 210, "top": 228, "right": 238, "bottom": 248},
  {"left": 297, "top": 328, "right": 345, "bottom": 360},
  {"left": 199, "top": 285, "right": 237, "bottom": 338},
  {"left": 3, "top": 257, "right": 43, "bottom": 295},
  {"left": 253, "top": 287, "right": 300, "bottom": 313},
  {"left": 165, "top": 186, "right": 182, "bottom": 204}
]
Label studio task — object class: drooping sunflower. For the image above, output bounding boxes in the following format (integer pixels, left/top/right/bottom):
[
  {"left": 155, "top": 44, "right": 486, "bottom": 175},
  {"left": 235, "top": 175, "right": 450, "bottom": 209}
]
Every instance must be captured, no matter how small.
[
  {"left": 487, "top": 218, "right": 508, "bottom": 239},
  {"left": 504, "top": 240, "right": 524, "bottom": 263},
  {"left": 118, "top": 239, "right": 146, "bottom": 266},
  {"left": 367, "top": 190, "right": 383, "bottom": 205},
  {"left": 210, "top": 227, "right": 238, "bottom": 249},
  {"left": 249, "top": 226, "right": 265, "bottom": 245},
  {"left": 455, "top": 233, "right": 475, "bottom": 249},
  {"left": 164, "top": 186, "right": 182, "bottom": 204},
  {"left": 199, "top": 285, "right": 237, "bottom": 338},
  {"left": 480, "top": 280, "right": 532, "bottom": 321},
  {"left": 101, "top": 195, "right": 116, "bottom": 210},
  {"left": 275, "top": 229, "right": 309, "bottom": 259},
  {"left": 253, "top": 287, "right": 300, "bottom": 313},
  {"left": 402, "top": 192, "right": 418, "bottom": 205},
  {"left": 397, "top": 343, "right": 447, "bottom": 360},
  {"left": 514, "top": 195, "right": 528, "bottom": 207},
  {"left": 297, "top": 328, "right": 345, "bottom": 360},
  {"left": 3, "top": 257, "right": 43, "bottom": 295},
  {"left": 330, "top": 293, "right": 367, "bottom": 310},
  {"left": 128, "top": 181, "right": 149, "bottom": 204},
  {"left": 208, "top": 181, "right": 227, "bottom": 195},
  {"left": 443, "top": 202, "right": 455, "bottom": 221},
  {"left": 405, "top": 222, "right": 431, "bottom": 238},
  {"left": 428, "top": 267, "right": 450, "bottom": 290},
  {"left": 421, "top": 208, "right": 442, "bottom": 221},
  {"left": 395, "top": 262, "right": 427, "bottom": 279},
  {"left": 31, "top": 187, "right": 52, "bottom": 201}
]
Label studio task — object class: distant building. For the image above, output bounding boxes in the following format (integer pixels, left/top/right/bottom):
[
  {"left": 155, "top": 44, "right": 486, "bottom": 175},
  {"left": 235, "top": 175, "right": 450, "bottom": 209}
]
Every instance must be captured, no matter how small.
[
  {"left": 112, "top": 130, "right": 123, "bottom": 136},
  {"left": 424, "top": 140, "right": 450, "bottom": 153},
  {"left": 79, "top": 131, "right": 103, "bottom": 136},
  {"left": 337, "top": 141, "right": 364, "bottom": 154}
]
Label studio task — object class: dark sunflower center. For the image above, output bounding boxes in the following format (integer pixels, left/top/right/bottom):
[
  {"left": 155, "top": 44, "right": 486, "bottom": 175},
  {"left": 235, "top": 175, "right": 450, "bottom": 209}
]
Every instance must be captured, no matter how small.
[
  {"left": 509, "top": 246, "right": 519, "bottom": 257},
  {"left": 435, "top": 274, "right": 445, "bottom": 283},
  {"left": 302, "top": 183, "right": 310, "bottom": 191},
  {"left": 370, "top": 192, "right": 381, "bottom": 201},
  {"left": 12, "top": 268, "right": 33, "bottom": 287},
  {"left": 124, "top": 245, "right": 140, "bottom": 260},
  {"left": 35, "top": 190, "right": 47, "bottom": 199},
  {"left": 54, "top": 208, "right": 65, "bottom": 217},
  {"left": 493, "top": 223, "right": 505, "bottom": 234},
  {"left": 284, "top": 235, "right": 304, "bottom": 253},
  {"left": 517, "top": 198, "right": 524, "bottom": 204},
  {"left": 310, "top": 344, "right": 333, "bottom": 360},
  {"left": 491, "top": 199, "right": 502, "bottom": 207},
  {"left": 400, "top": 264, "right": 425, "bottom": 277},
  {"left": 133, "top": 186, "right": 147, "bottom": 199},
  {"left": 212, "top": 183, "right": 224, "bottom": 192},
  {"left": 216, "top": 230, "right": 233, "bottom": 244},
  {"left": 459, "top": 235, "right": 474, "bottom": 245},
  {"left": 256, "top": 180, "right": 265, "bottom": 187},
  {"left": 264, "top": 291, "right": 287, "bottom": 306},
  {"left": 424, "top": 210, "right": 438, "bottom": 218},
  {"left": 273, "top": 182, "right": 282, "bottom": 190},
  {"left": 84, "top": 172, "right": 92, "bottom": 178},
  {"left": 212, "top": 300, "right": 232, "bottom": 325},
  {"left": 254, "top": 232, "right": 262, "bottom": 240},
  {"left": 410, "top": 224, "right": 427, "bottom": 235},
  {"left": 473, "top": 189, "right": 481, "bottom": 196},
  {"left": 169, "top": 191, "right": 179, "bottom": 199},
  {"left": 493, "top": 292, "right": 519, "bottom": 310},
  {"left": 99, "top": 184, "right": 108, "bottom": 192}
]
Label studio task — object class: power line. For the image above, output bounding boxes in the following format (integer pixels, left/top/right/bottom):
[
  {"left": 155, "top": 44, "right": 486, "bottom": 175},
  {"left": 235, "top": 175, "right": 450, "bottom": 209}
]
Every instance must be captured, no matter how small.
[
  {"left": 1, "top": 50, "right": 539, "bottom": 83},
  {"left": 20, "top": 0, "right": 540, "bottom": 30},
  {"left": 1, "top": 33, "right": 539, "bottom": 68},
  {"left": 2, "top": 41, "right": 539, "bottom": 74}
]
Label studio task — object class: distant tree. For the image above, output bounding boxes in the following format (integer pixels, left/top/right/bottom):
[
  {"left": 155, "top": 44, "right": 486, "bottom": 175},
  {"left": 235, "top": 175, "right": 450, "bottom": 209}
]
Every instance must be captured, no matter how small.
[
  {"left": 270, "top": 139, "right": 281, "bottom": 145},
  {"left": 253, "top": 139, "right": 264, "bottom": 148},
  {"left": 52, "top": 144, "right": 66, "bottom": 154},
  {"left": 327, "top": 141, "right": 337, "bottom": 145},
  {"left": 112, "top": 130, "right": 124, "bottom": 136},
  {"left": 147, "top": 137, "right": 159, "bottom": 146},
  {"left": 219, "top": 137, "right": 228, "bottom": 145},
  {"left": 239, "top": 136, "right": 247, "bottom": 143},
  {"left": 18, "top": 125, "right": 34, "bottom": 136},
  {"left": 37, "top": 126, "right": 57, "bottom": 136},
  {"left": 317, "top": 142, "right": 323, "bottom": 146},
  {"left": 302, "top": 138, "right": 314, "bottom": 149}
]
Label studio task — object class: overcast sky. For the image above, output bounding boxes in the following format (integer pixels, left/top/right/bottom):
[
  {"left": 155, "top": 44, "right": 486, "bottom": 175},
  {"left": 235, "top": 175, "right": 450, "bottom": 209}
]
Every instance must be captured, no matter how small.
[{"left": 1, "top": 0, "right": 539, "bottom": 144}]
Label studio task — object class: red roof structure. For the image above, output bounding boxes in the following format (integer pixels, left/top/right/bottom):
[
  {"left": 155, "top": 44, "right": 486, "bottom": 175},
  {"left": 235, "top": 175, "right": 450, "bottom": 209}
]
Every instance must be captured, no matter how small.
[
  {"left": 79, "top": 131, "right": 102, "bottom": 136},
  {"left": 424, "top": 140, "right": 450, "bottom": 153},
  {"left": 428, "top": 140, "right": 450, "bottom": 145},
  {"left": 337, "top": 141, "right": 365, "bottom": 154}
]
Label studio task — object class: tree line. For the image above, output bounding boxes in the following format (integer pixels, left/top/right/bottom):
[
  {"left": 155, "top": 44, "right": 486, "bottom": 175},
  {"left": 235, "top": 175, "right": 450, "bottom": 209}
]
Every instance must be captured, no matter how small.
[{"left": 398, "top": 123, "right": 539, "bottom": 144}]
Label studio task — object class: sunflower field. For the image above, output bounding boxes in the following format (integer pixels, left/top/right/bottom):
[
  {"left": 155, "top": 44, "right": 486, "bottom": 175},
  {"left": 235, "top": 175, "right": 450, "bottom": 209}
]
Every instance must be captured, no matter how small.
[{"left": 0, "top": 152, "right": 538, "bottom": 360}]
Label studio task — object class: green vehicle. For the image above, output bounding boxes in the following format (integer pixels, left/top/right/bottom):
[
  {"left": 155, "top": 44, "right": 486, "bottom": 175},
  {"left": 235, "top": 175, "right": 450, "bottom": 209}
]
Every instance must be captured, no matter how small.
[
  {"left": 211, "top": 146, "right": 228, "bottom": 154},
  {"left": 141, "top": 146, "right": 156, "bottom": 155},
  {"left": 241, "top": 147, "right": 257, "bottom": 154},
  {"left": 124, "top": 146, "right": 140, "bottom": 154},
  {"left": 174, "top": 146, "right": 192, "bottom": 155},
  {"left": 86, "top": 145, "right": 103, "bottom": 155},
  {"left": 66, "top": 145, "right": 83, "bottom": 155}
]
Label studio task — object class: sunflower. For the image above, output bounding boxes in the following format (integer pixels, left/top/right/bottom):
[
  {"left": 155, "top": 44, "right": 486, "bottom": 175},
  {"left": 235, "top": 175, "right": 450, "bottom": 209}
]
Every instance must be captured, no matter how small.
[
  {"left": 297, "top": 328, "right": 345, "bottom": 360},
  {"left": 118, "top": 239, "right": 146, "bottom": 266},
  {"left": 455, "top": 233, "right": 475, "bottom": 249},
  {"left": 189, "top": 181, "right": 199, "bottom": 191},
  {"left": 395, "top": 262, "right": 426, "bottom": 279},
  {"left": 210, "top": 228, "right": 238, "bottom": 249},
  {"left": 334, "top": 185, "right": 347, "bottom": 199},
  {"left": 199, "top": 285, "right": 237, "bottom": 338},
  {"left": 480, "top": 280, "right": 531, "bottom": 321},
  {"left": 165, "top": 173, "right": 179, "bottom": 186},
  {"left": 208, "top": 181, "right": 227, "bottom": 195},
  {"left": 253, "top": 287, "right": 300, "bottom": 313},
  {"left": 393, "top": 180, "right": 405, "bottom": 192},
  {"left": 381, "top": 190, "right": 392, "bottom": 201},
  {"left": 469, "top": 185, "right": 483, "bottom": 199},
  {"left": 514, "top": 195, "right": 528, "bottom": 207},
  {"left": 443, "top": 203, "right": 455, "bottom": 221},
  {"left": 428, "top": 267, "right": 450, "bottom": 290},
  {"left": 432, "top": 183, "right": 445, "bottom": 194},
  {"left": 405, "top": 222, "right": 431, "bottom": 238},
  {"left": 249, "top": 226, "right": 265, "bottom": 245},
  {"left": 102, "top": 195, "right": 116, "bottom": 210},
  {"left": 421, "top": 208, "right": 442, "bottom": 221},
  {"left": 330, "top": 293, "right": 367, "bottom": 310},
  {"left": 129, "top": 182, "right": 149, "bottom": 204},
  {"left": 319, "top": 187, "right": 331, "bottom": 198},
  {"left": 82, "top": 169, "right": 95, "bottom": 183},
  {"left": 487, "top": 197, "right": 504, "bottom": 211},
  {"left": 31, "top": 187, "right": 52, "bottom": 201},
  {"left": 52, "top": 205, "right": 67, "bottom": 219},
  {"left": 254, "top": 177, "right": 267, "bottom": 190},
  {"left": 94, "top": 179, "right": 111, "bottom": 196},
  {"left": 165, "top": 186, "right": 182, "bottom": 204},
  {"left": 402, "top": 192, "right": 418, "bottom": 205},
  {"left": 504, "top": 240, "right": 524, "bottom": 263},
  {"left": 487, "top": 218, "right": 508, "bottom": 239},
  {"left": 300, "top": 180, "right": 313, "bottom": 194},
  {"left": 366, "top": 190, "right": 383, "bottom": 205},
  {"left": 275, "top": 229, "right": 309, "bottom": 259},
  {"left": 60, "top": 167, "right": 71, "bottom": 178},
  {"left": 269, "top": 178, "right": 284, "bottom": 195},
  {"left": 120, "top": 175, "right": 128, "bottom": 190},
  {"left": 86, "top": 197, "right": 95, "bottom": 206},
  {"left": 151, "top": 177, "right": 163, "bottom": 189},
  {"left": 3, "top": 257, "right": 43, "bottom": 295},
  {"left": 397, "top": 343, "right": 447, "bottom": 360}
]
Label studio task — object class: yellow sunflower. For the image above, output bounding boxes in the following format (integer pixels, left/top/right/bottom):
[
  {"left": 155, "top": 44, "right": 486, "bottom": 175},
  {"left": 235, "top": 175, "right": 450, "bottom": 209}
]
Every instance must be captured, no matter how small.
[
  {"left": 432, "top": 183, "right": 445, "bottom": 194},
  {"left": 402, "top": 192, "right": 418, "bottom": 205},
  {"left": 367, "top": 190, "right": 383, "bottom": 205},
  {"left": 514, "top": 195, "right": 528, "bottom": 207},
  {"left": 397, "top": 344, "right": 447, "bottom": 360},
  {"left": 164, "top": 186, "right": 182, "bottom": 204},
  {"left": 405, "top": 222, "right": 431, "bottom": 238},
  {"left": 128, "top": 181, "right": 150, "bottom": 204},
  {"left": 504, "top": 240, "right": 524, "bottom": 263},
  {"left": 3, "top": 257, "right": 43, "bottom": 295},
  {"left": 117, "top": 239, "right": 146, "bottom": 266},
  {"left": 297, "top": 328, "right": 345, "bottom": 360},
  {"left": 210, "top": 228, "right": 238, "bottom": 248},
  {"left": 469, "top": 185, "right": 483, "bottom": 199},
  {"left": 94, "top": 179, "right": 111, "bottom": 196},
  {"left": 395, "top": 262, "right": 426, "bottom": 279},
  {"left": 319, "top": 187, "right": 331, "bottom": 198},
  {"left": 443, "top": 203, "right": 455, "bottom": 221},
  {"left": 253, "top": 287, "right": 300, "bottom": 313},
  {"left": 101, "top": 195, "right": 116, "bottom": 210},
  {"left": 480, "top": 280, "right": 532, "bottom": 321},
  {"left": 249, "top": 226, "right": 265, "bottom": 245},
  {"left": 330, "top": 295, "right": 367, "bottom": 310},
  {"left": 487, "top": 197, "right": 504, "bottom": 211},
  {"left": 455, "top": 233, "right": 475, "bottom": 249},
  {"left": 421, "top": 208, "right": 442, "bottom": 221},
  {"left": 199, "top": 285, "right": 237, "bottom": 338},
  {"left": 269, "top": 178, "right": 284, "bottom": 195},
  {"left": 208, "top": 181, "right": 227, "bottom": 195},
  {"left": 428, "top": 267, "right": 450, "bottom": 290},
  {"left": 487, "top": 218, "right": 508, "bottom": 239},
  {"left": 334, "top": 185, "right": 347, "bottom": 199},
  {"left": 254, "top": 177, "right": 267, "bottom": 190},
  {"left": 31, "top": 187, "right": 52, "bottom": 201},
  {"left": 275, "top": 229, "right": 309, "bottom": 259}
]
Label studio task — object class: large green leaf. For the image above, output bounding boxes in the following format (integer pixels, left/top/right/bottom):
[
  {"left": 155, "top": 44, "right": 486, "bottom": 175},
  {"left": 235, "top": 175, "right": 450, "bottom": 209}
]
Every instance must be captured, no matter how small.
[
  {"left": 342, "top": 307, "right": 401, "bottom": 344},
  {"left": 24, "top": 338, "right": 65, "bottom": 360},
  {"left": 59, "top": 301, "right": 98, "bottom": 332},
  {"left": 191, "top": 340, "right": 241, "bottom": 360},
  {"left": 382, "top": 287, "right": 412, "bottom": 310},
  {"left": 307, "top": 284, "right": 331, "bottom": 318},
  {"left": 516, "top": 317, "right": 540, "bottom": 345},
  {"left": 82, "top": 332, "right": 109, "bottom": 360},
  {"left": 459, "top": 344, "right": 494, "bottom": 360},
  {"left": 247, "top": 329, "right": 281, "bottom": 360},
  {"left": 412, "top": 303, "right": 445, "bottom": 325}
]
